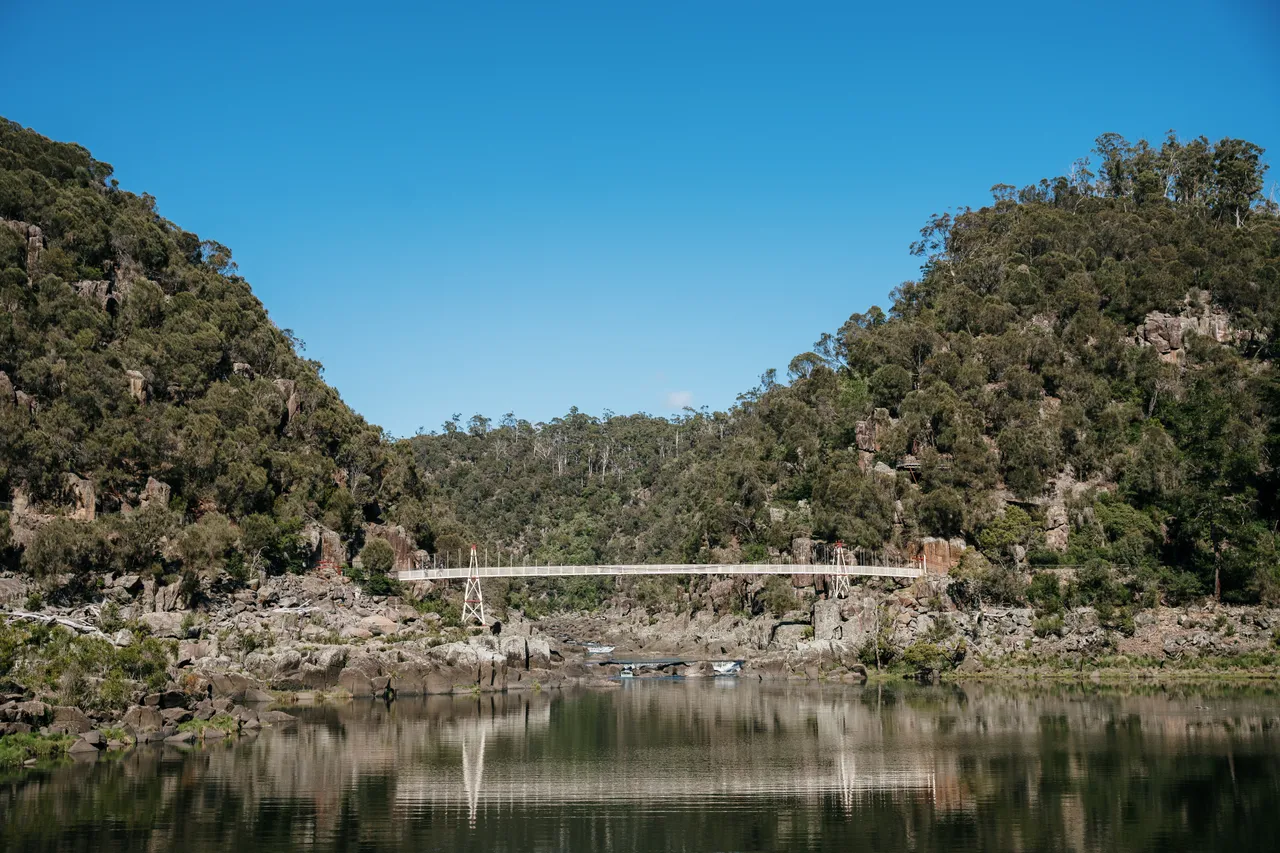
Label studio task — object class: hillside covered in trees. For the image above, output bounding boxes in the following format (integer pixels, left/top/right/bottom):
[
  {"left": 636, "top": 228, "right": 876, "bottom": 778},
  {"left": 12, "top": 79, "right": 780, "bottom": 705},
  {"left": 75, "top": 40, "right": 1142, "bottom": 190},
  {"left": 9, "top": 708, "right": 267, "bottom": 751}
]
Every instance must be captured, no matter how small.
[
  {"left": 2, "top": 118, "right": 1278, "bottom": 610},
  {"left": 412, "top": 133, "right": 1280, "bottom": 605},
  {"left": 0, "top": 118, "right": 436, "bottom": 599}
]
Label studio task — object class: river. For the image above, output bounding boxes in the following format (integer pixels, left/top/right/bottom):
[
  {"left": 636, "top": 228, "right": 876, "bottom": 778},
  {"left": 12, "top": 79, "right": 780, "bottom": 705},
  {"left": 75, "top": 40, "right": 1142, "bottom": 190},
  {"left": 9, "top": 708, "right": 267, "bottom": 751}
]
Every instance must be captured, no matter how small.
[{"left": 2, "top": 680, "right": 1278, "bottom": 851}]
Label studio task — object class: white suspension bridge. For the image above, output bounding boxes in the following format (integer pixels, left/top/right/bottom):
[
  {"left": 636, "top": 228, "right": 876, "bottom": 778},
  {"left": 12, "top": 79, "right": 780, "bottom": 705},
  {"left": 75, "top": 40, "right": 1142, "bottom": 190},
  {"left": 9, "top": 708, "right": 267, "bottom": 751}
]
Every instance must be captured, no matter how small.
[{"left": 398, "top": 543, "right": 927, "bottom": 624}]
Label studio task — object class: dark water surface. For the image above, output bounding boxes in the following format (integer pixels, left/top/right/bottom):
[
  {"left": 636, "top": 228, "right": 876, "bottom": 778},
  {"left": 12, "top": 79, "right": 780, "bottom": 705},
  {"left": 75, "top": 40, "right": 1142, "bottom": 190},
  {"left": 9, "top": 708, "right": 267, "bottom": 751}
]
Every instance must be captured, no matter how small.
[{"left": 3, "top": 680, "right": 1279, "bottom": 851}]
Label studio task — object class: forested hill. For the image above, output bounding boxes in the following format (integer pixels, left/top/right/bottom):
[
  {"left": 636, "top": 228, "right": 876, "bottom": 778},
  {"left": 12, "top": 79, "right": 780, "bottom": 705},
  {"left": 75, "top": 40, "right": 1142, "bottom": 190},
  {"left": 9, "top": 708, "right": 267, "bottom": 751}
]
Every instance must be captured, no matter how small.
[
  {"left": 0, "top": 118, "right": 437, "bottom": 593},
  {"left": 2, "top": 121, "right": 1278, "bottom": 608},
  {"left": 411, "top": 134, "right": 1280, "bottom": 604}
]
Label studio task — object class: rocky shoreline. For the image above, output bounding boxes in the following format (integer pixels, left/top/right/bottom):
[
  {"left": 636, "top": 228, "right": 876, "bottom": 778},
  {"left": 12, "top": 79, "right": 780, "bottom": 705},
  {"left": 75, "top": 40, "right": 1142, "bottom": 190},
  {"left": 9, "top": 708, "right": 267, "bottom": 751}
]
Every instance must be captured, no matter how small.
[{"left": 3, "top": 566, "right": 1279, "bottom": 768}]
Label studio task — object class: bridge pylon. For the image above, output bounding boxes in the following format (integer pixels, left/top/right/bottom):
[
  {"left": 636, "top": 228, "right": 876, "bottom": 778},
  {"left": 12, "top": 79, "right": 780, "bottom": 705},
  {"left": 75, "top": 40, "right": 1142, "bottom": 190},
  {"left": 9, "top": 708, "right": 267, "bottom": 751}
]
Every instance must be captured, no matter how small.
[
  {"left": 461, "top": 545, "right": 485, "bottom": 625},
  {"left": 831, "top": 541, "right": 851, "bottom": 599}
]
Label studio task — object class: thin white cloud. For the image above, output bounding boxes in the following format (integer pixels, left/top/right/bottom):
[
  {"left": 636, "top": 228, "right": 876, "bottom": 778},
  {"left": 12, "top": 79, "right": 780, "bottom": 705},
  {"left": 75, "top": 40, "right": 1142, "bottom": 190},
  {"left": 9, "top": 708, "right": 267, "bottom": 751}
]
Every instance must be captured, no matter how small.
[{"left": 666, "top": 390, "right": 694, "bottom": 409}]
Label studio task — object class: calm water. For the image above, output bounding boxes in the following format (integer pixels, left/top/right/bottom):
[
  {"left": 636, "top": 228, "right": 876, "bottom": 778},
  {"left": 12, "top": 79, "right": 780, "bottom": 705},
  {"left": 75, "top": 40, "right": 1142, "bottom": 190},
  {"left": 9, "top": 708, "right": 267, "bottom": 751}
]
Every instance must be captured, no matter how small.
[{"left": 2, "top": 680, "right": 1278, "bottom": 852}]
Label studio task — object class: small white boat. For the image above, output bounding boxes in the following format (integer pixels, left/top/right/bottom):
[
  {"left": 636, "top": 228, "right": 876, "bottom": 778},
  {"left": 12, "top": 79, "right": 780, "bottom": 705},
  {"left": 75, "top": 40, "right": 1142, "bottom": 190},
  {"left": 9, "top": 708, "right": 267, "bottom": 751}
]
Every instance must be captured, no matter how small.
[
  {"left": 712, "top": 661, "right": 743, "bottom": 675},
  {"left": 584, "top": 644, "right": 615, "bottom": 655},
  {"left": 619, "top": 667, "right": 635, "bottom": 678}
]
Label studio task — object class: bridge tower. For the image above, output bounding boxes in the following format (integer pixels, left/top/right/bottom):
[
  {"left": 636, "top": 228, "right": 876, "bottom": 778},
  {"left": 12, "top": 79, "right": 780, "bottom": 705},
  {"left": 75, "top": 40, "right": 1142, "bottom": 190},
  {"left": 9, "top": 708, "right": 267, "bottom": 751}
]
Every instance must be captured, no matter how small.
[
  {"left": 831, "top": 541, "right": 851, "bottom": 599},
  {"left": 461, "top": 545, "right": 485, "bottom": 624}
]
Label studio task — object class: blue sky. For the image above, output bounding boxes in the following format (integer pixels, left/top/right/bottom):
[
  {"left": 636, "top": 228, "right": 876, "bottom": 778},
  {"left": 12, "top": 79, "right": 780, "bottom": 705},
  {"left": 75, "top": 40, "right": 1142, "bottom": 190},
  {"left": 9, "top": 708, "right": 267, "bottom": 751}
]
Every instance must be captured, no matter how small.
[{"left": 2, "top": 1, "right": 1277, "bottom": 436}]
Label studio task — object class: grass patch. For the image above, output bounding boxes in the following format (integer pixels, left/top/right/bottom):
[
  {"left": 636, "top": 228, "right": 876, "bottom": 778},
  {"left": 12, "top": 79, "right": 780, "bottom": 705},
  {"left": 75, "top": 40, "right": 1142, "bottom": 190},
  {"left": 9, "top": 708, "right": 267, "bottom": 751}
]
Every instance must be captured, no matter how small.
[
  {"left": 0, "top": 733, "right": 74, "bottom": 768},
  {"left": 177, "top": 713, "right": 239, "bottom": 736}
]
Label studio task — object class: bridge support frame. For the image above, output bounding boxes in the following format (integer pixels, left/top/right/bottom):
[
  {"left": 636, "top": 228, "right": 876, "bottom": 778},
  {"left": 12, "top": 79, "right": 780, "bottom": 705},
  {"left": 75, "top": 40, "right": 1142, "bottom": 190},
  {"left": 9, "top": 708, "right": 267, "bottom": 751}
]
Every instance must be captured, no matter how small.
[
  {"left": 461, "top": 545, "right": 486, "bottom": 625},
  {"left": 831, "top": 542, "right": 851, "bottom": 599}
]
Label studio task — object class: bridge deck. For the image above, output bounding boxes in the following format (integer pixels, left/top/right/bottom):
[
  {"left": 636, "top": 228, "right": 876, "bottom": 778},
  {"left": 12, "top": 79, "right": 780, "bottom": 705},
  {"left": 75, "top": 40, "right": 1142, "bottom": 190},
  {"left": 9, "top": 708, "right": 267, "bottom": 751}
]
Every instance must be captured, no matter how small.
[{"left": 398, "top": 563, "right": 923, "bottom": 581}]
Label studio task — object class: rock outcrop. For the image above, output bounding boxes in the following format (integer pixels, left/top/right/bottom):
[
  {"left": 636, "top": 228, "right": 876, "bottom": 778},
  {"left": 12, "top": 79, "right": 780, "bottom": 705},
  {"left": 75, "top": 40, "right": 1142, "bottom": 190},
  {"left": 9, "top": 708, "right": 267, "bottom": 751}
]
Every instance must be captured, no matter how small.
[
  {"left": 65, "top": 473, "right": 96, "bottom": 522},
  {"left": 364, "top": 523, "right": 420, "bottom": 571},
  {"left": 854, "top": 407, "right": 891, "bottom": 471},
  {"left": 125, "top": 369, "right": 147, "bottom": 404},
  {"left": 2, "top": 219, "right": 43, "bottom": 276},
  {"left": 7, "top": 487, "right": 53, "bottom": 548},
  {"left": 14, "top": 389, "right": 37, "bottom": 415},
  {"left": 907, "top": 537, "right": 966, "bottom": 572},
  {"left": 1135, "top": 290, "right": 1242, "bottom": 363},
  {"left": 73, "top": 279, "right": 117, "bottom": 311},
  {"left": 273, "top": 379, "right": 301, "bottom": 425},
  {"left": 303, "top": 522, "right": 346, "bottom": 568},
  {"left": 137, "top": 477, "right": 171, "bottom": 512}
]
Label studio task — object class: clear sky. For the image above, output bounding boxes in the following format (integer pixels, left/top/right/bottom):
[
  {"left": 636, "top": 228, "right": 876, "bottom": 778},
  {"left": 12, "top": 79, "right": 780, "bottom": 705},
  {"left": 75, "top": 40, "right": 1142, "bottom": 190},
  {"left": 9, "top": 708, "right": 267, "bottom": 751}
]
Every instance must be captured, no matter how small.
[{"left": 2, "top": 1, "right": 1277, "bottom": 436}]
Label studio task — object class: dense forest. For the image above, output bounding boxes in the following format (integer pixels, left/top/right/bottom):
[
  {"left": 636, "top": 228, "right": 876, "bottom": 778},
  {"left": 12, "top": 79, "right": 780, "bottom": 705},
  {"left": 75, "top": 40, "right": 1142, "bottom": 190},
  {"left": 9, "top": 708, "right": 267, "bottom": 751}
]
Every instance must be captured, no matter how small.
[
  {"left": 412, "top": 132, "right": 1280, "bottom": 605},
  {"left": 2, "top": 118, "right": 1278, "bottom": 607},
  {"left": 0, "top": 118, "right": 436, "bottom": 598}
]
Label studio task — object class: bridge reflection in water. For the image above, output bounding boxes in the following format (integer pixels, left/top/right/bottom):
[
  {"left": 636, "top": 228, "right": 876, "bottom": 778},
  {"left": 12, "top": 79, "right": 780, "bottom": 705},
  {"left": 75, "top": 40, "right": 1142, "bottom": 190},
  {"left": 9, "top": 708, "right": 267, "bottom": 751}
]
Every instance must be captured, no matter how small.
[
  {"left": 5, "top": 681, "right": 1278, "bottom": 852},
  {"left": 396, "top": 682, "right": 939, "bottom": 827}
]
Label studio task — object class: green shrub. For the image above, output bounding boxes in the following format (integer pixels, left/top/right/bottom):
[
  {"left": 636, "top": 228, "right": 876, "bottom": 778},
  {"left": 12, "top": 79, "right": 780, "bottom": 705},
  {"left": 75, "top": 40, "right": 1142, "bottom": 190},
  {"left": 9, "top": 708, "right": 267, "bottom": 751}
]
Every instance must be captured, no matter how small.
[
  {"left": 978, "top": 565, "right": 1027, "bottom": 605},
  {"left": 1027, "top": 572, "right": 1064, "bottom": 614},
  {"left": 359, "top": 538, "right": 396, "bottom": 576},
  {"left": 756, "top": 576, "right": 796, "bottom": 617},
  {"left": 1033, "top": 614, "right": 1065, "bottom": 638},
  {"left": 900, "top": 641, "right": 949, "bottom": 676}
]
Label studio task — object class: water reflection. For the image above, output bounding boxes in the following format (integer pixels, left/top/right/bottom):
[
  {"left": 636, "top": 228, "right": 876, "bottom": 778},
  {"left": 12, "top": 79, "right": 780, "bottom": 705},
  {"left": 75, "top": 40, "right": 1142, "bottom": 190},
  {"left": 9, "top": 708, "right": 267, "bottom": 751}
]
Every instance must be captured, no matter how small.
[{"left": 3, "top": 681, "right": 1278, "bottom": 852}]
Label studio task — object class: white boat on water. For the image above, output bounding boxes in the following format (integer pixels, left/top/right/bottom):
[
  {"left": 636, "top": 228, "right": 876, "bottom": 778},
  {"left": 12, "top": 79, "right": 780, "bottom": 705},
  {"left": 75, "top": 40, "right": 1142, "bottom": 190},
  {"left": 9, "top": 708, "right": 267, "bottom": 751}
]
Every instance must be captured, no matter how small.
[
  {"left": 712, "top": 661, "right": 743, "bottom": 675},
  {"left": 584, "top": 644, "right": 615, "bottom": 655},
  {"left": 619, "top": 667, "right": 635, "bottom": 678}
]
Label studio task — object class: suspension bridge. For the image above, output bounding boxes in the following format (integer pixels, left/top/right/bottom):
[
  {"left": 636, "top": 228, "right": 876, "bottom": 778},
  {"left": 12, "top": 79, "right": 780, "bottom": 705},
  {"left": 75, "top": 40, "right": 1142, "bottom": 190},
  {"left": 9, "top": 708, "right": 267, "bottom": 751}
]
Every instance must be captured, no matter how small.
[{"left": 397, "top": 544, "right": 926, "bottom": 623}]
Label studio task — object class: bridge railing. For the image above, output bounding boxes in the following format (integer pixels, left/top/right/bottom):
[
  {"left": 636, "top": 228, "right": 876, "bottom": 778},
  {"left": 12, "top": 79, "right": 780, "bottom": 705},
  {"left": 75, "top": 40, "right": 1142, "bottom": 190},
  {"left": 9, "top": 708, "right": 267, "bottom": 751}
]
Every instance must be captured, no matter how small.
[{"left": 397, "top": 561, "right": 923, "bottom": 582}]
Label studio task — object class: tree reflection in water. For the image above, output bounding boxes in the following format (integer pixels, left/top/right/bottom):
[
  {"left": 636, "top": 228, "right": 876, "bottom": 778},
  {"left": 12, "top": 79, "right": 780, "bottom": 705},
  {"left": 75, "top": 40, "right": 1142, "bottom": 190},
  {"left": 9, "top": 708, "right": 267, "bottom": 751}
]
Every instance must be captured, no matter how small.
[{"left": 2, "top": 681, "right": 1278, "bottom": 852}]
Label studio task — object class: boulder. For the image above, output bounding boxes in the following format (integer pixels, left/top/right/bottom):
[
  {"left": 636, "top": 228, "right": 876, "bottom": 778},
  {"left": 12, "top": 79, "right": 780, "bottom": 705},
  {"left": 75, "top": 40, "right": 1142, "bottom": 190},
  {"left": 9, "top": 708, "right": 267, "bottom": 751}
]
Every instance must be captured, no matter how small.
[
  {"left": 114, "top": 574, "right": 143, "bottom": 594},
  {"left": 259, "top": 710, "right": 296, "bottom": 724},
  {"left": 137, "top": 611, "right": 184, "bottom": 638},
  {"left": 302, "top": 522, "right": 346, "bottom": 568},
  {"left": 360, "top": 614, "right": 399, "bottom": 636},
  {"left": 199, "top": 671, "right": 267, "bottom": 702},
  {"left": 338, "top": 668, "right": 374, "bottom": 696},
  {"left": 15, "top": 700, "right": 51, "bottom": 725},
  {"left": 812, "top": 599, "right": 843, "bottom": 641},
  {"left": 154, "top": 583, "right": 183, "bottom": 613},
  {"left": 122, "top": 705, "right": 164, "bottom": 734},
  {"left": 161, "top": 707, "right": 193, "bottom": 725},
  {"left": 49, "top": 706, "right": 93, "bottom": 734},
  {"left": 165, "top": 731, "right": 196, "bottom": 744},
  {"left": 136, "top": 477, "right": 171, "bottom": 512},
  {"left": 177, "top": 641, "right": 209, "bottom": 666},
  {"left": 68, "top": 738, "right": 102, "bottom": 756},
  {"left": 80, "top": 730, "right": 103, "bottom": 747}
]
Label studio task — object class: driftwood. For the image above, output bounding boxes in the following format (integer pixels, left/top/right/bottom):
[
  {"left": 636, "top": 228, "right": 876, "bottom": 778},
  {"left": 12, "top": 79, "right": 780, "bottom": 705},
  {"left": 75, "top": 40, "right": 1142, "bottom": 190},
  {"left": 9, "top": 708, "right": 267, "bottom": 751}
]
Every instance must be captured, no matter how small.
[{"left": 2, "top": 609, "right": 115, "bottom": 641}]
